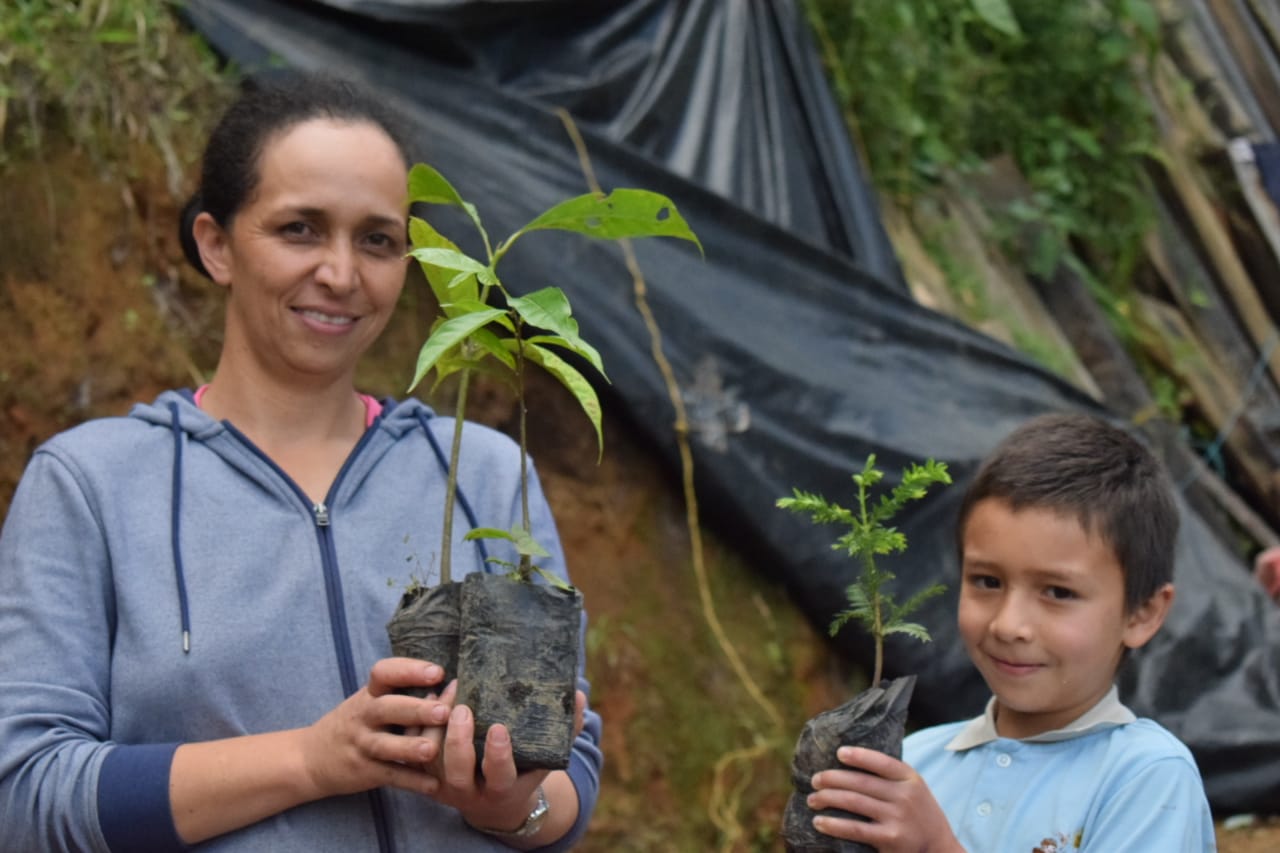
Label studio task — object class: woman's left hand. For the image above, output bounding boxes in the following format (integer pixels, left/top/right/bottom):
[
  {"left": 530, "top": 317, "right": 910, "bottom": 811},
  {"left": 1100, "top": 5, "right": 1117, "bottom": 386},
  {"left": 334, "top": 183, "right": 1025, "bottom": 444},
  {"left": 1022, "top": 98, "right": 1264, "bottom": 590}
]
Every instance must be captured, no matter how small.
[{"left": 427, "top": 690, "right": 586, "bottom": 833}]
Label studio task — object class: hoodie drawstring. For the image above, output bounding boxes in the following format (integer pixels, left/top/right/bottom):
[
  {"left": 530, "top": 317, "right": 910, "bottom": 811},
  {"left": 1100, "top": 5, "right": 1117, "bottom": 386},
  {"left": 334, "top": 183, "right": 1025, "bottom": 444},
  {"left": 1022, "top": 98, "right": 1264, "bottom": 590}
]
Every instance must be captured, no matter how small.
[
  {"left": 166, "top": 403, "right": 486, "bottom": 654},
  {"left": 168, "top": 402, "right": 193, "bottom": 653},
  {"left": 415, "top": 411, "right": 492, "bottom": 570}
]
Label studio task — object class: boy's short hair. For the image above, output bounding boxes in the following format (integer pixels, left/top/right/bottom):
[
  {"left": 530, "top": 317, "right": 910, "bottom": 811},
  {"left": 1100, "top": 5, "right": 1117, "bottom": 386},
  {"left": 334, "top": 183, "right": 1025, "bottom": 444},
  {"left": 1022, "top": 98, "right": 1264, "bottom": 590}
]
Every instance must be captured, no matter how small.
[{"left": 955, "top": 412, "right": 1179, "bottom": 612}]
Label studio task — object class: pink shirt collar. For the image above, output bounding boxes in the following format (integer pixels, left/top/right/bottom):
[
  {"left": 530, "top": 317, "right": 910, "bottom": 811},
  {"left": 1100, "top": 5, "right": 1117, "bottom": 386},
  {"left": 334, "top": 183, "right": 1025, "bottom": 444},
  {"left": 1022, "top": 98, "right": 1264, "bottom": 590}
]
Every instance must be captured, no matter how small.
[{"left": 192, "top": 385, "right": 382, "bottom": 428}]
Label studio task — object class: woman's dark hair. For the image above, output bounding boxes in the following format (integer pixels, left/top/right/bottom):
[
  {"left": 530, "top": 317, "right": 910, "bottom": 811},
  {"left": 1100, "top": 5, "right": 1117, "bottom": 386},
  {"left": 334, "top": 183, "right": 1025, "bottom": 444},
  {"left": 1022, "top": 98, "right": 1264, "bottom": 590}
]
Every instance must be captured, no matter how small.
[
  {"left": 954, "top": 412, "right": 1180, "bottom": 613},
  {"left": 179, "top": 71, "right": 412, "bottom": 278}
]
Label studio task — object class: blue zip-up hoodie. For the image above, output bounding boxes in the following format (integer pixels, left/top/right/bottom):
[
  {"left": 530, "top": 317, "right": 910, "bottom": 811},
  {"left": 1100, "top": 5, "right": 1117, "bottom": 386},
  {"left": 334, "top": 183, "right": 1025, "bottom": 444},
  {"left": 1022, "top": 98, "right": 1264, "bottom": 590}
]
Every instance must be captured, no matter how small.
[{"left": 0, "top": 390, "right": 602, "bottom": 852}]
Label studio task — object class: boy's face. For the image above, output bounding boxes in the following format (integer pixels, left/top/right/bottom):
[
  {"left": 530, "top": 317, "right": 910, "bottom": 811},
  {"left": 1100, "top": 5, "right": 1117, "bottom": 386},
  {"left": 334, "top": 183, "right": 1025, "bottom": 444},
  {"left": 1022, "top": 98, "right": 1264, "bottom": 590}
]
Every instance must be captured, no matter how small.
[{"left": 958, "top": 497, "right": 1171, "bottom": 740}]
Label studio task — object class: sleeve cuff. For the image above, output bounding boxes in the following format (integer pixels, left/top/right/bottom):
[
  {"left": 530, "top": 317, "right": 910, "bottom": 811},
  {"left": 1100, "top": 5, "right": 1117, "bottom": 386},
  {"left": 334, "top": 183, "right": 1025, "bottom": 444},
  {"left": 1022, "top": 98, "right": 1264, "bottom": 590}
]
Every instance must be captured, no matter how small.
[
  {"left": 97, "top": 742, "right": 187, "bottom": 852},
  {"left": 531, "top": 750, "right": 598, "bottom": 853}
]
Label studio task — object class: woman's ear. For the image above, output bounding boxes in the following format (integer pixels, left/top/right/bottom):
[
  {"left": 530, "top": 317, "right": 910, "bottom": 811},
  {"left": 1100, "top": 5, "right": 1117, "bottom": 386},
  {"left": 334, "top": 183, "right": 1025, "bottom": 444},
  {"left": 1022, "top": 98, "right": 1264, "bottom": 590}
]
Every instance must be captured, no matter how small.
[
  {"left": 192, "top": 212, "right": 233, "bottom": 286},
  {"left": 1122, "top": 582, "right": 1175, "bottom": 650}
]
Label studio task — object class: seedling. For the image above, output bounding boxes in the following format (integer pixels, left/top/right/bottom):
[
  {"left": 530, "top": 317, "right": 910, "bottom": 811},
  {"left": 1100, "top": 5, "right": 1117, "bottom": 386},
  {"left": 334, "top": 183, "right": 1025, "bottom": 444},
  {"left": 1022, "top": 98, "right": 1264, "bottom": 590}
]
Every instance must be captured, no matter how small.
[
  {"left": 777, "top": 454, "right": 951, "bottom": 685},
  {"left": 405, "top": 163, "right": 701, "bottom": 583},
  {"left": 393, "top": 163, "right": 701, "bottom": 771}
]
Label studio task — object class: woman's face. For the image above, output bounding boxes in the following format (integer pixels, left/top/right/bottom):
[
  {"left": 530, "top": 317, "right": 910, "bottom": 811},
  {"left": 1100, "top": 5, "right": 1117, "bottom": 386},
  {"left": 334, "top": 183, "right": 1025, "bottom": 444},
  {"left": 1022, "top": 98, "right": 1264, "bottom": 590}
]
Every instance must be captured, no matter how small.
[{"left": 197, "top": 118, "right": 409, "bottom": 389}]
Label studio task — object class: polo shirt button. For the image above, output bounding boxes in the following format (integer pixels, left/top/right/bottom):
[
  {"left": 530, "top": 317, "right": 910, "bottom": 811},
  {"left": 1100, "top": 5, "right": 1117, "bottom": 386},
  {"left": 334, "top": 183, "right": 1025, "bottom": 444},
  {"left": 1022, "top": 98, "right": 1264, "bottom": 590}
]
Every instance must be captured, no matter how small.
[
  {"left": 977, "top": 802, "right": 992, "bottom": 816},
  {"left": 996, "top": 753, "right": 1012, "bottom": 767}
]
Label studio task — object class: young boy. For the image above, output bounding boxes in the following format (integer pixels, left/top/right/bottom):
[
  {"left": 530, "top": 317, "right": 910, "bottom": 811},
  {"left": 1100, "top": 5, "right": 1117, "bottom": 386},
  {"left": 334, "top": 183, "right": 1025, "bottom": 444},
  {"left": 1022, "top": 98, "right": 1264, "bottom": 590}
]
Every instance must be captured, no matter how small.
[{"left": 804, "top": 413, "right": 1216, "bottom": 852}]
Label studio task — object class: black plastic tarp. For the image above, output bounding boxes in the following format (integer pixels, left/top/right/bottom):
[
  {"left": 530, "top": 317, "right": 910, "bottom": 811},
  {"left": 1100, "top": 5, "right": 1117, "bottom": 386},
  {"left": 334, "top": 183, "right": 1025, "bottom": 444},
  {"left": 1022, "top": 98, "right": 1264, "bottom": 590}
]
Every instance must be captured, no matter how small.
[{"left": 182, "top": 0, "right": 1280, "bottom": 813}]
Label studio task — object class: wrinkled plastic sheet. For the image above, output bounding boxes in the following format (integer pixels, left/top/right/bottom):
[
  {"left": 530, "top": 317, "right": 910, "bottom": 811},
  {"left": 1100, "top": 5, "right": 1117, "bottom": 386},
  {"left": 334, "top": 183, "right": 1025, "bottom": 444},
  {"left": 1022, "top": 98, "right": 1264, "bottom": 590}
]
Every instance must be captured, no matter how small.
[{"left": 182, "top": 0, "right": 1280, "bottom": 813}]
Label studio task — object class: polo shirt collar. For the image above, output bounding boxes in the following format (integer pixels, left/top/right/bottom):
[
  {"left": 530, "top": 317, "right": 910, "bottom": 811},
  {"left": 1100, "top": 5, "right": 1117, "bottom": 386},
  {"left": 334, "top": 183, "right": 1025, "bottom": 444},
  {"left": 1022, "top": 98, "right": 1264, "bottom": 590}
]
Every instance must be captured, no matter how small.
[{"left": 946, "top": 685, "right": 1135, "bottom": 751}]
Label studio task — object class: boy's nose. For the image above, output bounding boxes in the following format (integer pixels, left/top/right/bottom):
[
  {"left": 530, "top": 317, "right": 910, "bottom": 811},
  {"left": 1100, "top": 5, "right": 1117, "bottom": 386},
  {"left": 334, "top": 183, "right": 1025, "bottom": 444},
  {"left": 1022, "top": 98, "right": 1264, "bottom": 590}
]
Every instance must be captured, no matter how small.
[{"left": 989, "top": 594, "right": 1034, "bottom": 642}]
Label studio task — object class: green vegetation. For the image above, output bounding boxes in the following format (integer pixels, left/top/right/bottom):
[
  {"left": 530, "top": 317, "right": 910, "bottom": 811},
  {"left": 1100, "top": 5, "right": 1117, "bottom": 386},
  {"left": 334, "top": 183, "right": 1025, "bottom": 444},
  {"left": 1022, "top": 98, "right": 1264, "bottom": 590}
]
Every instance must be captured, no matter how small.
[
  {"left": 778, "top": 455, "right": 951, "bottom": 685},
  {"left": 1, "top": 0, "right": 229, "bottom": 186},
  {"left": 803, "top": 0, "right": 1165, "bottom": 377},
  {"left": 804, "top": 0, "right": 1160, "bottom": 291}
]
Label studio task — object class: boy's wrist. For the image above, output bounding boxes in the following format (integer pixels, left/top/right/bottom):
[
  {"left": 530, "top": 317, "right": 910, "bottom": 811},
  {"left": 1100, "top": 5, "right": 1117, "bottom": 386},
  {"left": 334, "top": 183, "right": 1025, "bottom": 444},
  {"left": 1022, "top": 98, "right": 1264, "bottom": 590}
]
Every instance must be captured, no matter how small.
[{"left": 929, "top": 839, "right": 968, "bottom": 853}]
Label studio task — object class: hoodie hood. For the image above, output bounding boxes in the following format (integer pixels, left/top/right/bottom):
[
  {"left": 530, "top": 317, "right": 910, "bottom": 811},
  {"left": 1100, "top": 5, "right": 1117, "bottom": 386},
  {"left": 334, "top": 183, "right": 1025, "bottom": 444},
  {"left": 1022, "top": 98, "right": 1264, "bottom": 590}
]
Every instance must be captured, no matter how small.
[{"left": 128, "top": 389, "right": 441, "bottom": 438}]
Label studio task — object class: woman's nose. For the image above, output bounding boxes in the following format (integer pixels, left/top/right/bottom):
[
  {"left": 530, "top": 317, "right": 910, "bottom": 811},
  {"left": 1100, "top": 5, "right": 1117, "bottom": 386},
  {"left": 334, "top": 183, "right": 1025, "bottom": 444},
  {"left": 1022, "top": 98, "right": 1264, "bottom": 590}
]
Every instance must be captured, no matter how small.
[{"left": 316, "top": 242, "right": 357, "bottom": 292}]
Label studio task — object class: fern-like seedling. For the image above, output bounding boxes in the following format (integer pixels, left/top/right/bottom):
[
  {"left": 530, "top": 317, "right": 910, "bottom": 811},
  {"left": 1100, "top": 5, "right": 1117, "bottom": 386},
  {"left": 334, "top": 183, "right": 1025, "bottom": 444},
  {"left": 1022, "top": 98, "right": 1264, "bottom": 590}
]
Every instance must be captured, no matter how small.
[{"left": 777, "top": 454, "right": 951, "bottom": 686}]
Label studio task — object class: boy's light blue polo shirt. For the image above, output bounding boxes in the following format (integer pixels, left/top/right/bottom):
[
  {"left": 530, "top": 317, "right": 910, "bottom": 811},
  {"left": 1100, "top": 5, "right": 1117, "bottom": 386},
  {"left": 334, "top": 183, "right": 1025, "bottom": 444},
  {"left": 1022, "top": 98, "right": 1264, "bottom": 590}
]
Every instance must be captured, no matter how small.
[{"left": 904, "top": 686, "right": 1216, "bottom": 852}]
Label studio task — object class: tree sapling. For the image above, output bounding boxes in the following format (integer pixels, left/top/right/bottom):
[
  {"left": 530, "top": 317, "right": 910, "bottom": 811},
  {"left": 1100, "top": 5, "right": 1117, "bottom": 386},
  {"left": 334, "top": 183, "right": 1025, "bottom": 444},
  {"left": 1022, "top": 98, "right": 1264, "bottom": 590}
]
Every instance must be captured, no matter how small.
[
  {"left": 777, "top": 453, "right": 951, "bottom": 852},
  {"left": 386, "top": 162, "right": 701, "bottom": 769}
]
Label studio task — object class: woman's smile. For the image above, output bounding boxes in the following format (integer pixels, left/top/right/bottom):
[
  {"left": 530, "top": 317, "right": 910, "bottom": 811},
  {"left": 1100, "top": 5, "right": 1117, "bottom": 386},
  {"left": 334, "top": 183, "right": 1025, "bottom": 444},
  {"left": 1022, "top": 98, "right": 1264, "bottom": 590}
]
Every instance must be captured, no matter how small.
[{"left": 294, "top": 306, "right": 359, "bottom": 332}]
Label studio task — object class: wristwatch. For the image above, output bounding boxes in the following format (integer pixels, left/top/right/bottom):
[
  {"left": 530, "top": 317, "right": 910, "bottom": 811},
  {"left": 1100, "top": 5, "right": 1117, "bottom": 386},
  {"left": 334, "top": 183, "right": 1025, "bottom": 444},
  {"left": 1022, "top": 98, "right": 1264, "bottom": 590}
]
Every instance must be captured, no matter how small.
[{"left": 475, "top": 785, "right": 549, "bottom": 840}]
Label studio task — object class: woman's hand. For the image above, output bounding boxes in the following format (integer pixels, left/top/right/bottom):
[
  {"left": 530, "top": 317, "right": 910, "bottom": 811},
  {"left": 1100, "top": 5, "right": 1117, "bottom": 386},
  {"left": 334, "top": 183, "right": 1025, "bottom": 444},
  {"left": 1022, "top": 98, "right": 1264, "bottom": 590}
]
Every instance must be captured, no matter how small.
[
  {"left": 431, "top": 690, "right": 587, "bottom": 836},
  {"left": 299, "top": 657, "right": 452, "bottom": 800},
  {"left": 807, "top": 746, "right": 964, "bottom": 853},
  {"left": 171, "top": 657, "right": 452, "bottom": 844}
]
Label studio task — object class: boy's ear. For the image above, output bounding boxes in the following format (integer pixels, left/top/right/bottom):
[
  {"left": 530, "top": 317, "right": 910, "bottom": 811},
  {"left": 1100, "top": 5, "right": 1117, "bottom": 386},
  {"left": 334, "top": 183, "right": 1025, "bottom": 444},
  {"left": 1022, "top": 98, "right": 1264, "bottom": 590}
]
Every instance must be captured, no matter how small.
[
  {"left": 192, "top": 212, "right": 234, "bottom": 287},
  {"left": 1122, "top": 583, "right": 1175, "bottom": 650}
]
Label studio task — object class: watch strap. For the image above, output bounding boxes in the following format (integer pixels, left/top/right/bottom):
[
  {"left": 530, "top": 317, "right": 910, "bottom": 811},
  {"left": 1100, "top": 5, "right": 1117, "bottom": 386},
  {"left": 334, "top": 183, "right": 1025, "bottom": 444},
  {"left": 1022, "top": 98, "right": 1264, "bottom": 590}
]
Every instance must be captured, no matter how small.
[{"left": 473, "top": 785, "right": 549, "bottom": 840}]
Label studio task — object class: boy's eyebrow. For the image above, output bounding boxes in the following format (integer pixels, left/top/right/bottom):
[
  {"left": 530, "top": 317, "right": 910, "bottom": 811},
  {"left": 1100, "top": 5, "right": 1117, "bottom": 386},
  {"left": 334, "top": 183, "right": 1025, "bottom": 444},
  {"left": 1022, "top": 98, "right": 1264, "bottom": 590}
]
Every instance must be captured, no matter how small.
[
  {"left": 960, "top": 557, "right": 997, "bottom": 572},
  {"left": 1026, "top": 567, "right": 1086, "bottom": 584},
  {"left": 961, "top": 559, "right": 1089, "bottom": 584}
]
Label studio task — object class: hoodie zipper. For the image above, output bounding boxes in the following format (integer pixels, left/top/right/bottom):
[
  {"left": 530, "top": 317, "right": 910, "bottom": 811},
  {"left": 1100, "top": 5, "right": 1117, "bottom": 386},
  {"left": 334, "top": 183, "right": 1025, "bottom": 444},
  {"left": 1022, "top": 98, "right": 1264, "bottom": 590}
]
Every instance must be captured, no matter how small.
[{"left": 221, "top": 421, "right": 393, "bottom": 853}]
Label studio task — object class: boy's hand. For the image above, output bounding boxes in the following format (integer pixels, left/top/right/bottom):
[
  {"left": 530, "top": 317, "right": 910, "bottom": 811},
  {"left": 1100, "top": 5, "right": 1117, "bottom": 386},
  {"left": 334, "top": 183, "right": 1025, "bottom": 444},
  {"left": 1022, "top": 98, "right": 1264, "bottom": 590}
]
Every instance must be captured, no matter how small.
[{"left": 808, "top": 746, "right": 965, "bottom": 853}]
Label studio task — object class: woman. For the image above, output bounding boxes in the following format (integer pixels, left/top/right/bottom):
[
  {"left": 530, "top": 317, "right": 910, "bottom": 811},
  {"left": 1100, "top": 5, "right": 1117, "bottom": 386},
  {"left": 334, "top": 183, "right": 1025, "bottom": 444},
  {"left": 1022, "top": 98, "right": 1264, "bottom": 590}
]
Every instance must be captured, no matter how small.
[{"left": 0, "top": 72, "right": 600, "bottom": 852}]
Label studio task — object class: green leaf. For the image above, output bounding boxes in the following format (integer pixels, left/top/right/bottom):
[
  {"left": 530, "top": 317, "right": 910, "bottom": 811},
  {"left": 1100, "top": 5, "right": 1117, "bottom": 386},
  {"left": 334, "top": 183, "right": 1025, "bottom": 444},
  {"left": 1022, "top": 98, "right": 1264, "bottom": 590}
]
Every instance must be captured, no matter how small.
[
  {"left": 884, "top": 621, "right": 933, "bottom": 643},
  {"left": 525, "top": 335, "right": 609, "bottom": 381},
  {"left": 408, "top": 163, "right": 467, "bottom": 206},
  {"left": 508, "top": 288, "right": 606, "bottom": 376},
  {"left": 533, "top": 565, "right": 575, "bottom": 592},
  {"left": 1122, "top": 0, "right": 1160, "bottom": 44},
  {"left": 891, "top": 582, "right": 946, "bottom": 615},
  {"left": 408, "top": 247, "right": 496, "bottom": 287},
  {"left": 828, "top": 583, "right": 875, "bottom": 636},
  {"left": 479, "top": 556, "right": 522, "bottom": 577},
  {"left": 853, "top": 456, "right": 883, "bottom": 489},
  {"left": 427, "top": 326, "right": 516, "bottom": 390},
  {"left": 406, "top": 163, "right": 486, "bottom": 238},
  {"left": 522, "top": 343, "right": 605, "bottom": 459},
  {"left": 507, "top": 189, "right": 703, "bottom": 256},
  {"left": 469, "top": 327, "right": 517, "bottom": 372},
  {"left": 409, "top": 217, "right": 478, "bottom": 305},
  {"left": 427, "top": 354, "right": 467, "bottom": 391},
  {"left": 439, "top": 298, "right": 513, "bottom": 327},
  {"left": 969, "top": 0, "right": 1021, "bottom": 37},
  {"left": 777, "top": 489, "right": 854, "bottom": 527},
  {"left": 464, "top": 526, "right": 551, "bottom": 558},
  {"left": 407, "top": 308, "right": 506, "bottom": 392},
  {"left": 92, "top": 30, "right": 136, "bottom": 44}
]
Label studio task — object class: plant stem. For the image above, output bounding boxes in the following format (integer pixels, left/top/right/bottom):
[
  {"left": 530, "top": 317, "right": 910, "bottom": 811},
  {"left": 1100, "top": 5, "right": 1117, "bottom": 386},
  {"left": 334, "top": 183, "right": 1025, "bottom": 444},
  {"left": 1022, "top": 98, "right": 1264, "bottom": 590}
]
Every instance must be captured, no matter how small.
[
  {"left": 857, "top": 470, "right": 885, "bottom": 685},
  {"left": 862, "top": 551, "right": 883, "bottom": 686},
  {"left": 555, "top": 107, "right": 783, "bottom": 733},
  {"left": 439, "top": 368, "right": 472, "bottom": 585},
  {"left": 559, "top": 106, "right": 783, "bottom": 849},
  {"left": 515, "top": 323, "right": 532, "bottom": 581}
]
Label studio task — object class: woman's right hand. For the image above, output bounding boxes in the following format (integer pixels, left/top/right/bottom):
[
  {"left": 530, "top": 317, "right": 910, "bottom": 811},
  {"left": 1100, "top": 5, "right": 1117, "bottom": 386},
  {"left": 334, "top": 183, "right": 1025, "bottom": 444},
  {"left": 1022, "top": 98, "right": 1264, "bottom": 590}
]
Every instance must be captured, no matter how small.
[{"left": 299, "top": 657, "right": 453, "bottom": 799}]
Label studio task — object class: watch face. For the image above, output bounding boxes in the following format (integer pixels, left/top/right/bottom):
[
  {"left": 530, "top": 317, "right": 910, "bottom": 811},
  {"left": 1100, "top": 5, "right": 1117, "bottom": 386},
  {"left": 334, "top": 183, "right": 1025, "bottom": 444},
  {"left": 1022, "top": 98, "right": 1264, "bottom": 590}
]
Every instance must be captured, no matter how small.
[{"left": 525, "top": 788, "right": 550, "bottom": 831}]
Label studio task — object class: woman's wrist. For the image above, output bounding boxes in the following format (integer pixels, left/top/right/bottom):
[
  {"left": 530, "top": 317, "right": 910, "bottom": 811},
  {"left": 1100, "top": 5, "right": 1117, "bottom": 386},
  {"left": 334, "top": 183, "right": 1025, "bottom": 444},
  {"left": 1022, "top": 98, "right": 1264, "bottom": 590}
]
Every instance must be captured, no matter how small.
[{"left": 463, "top": 785, "right": 545, "bottom": 835}]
